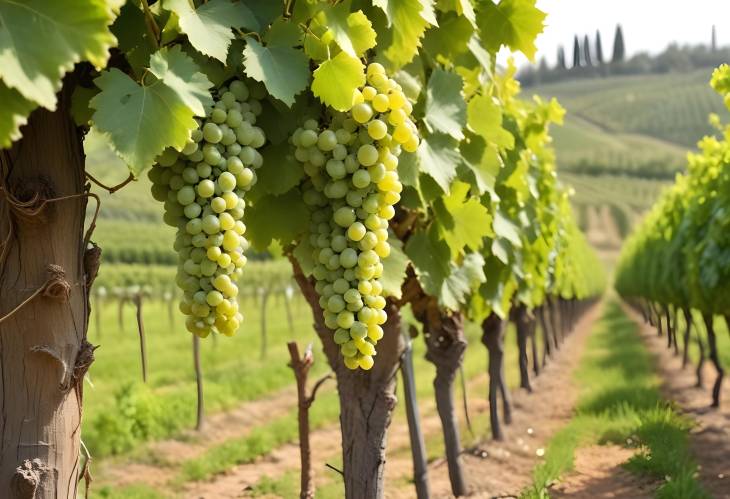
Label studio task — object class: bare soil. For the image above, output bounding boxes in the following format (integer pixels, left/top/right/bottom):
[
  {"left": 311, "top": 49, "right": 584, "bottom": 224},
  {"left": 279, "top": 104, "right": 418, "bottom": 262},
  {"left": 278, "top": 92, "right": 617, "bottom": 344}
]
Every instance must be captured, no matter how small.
[
  {"left": 550, "top": 445, "right": 656, "bottom": 499},
  {"left": 626, "top": 306, "right": 730, "bottom": 499}
]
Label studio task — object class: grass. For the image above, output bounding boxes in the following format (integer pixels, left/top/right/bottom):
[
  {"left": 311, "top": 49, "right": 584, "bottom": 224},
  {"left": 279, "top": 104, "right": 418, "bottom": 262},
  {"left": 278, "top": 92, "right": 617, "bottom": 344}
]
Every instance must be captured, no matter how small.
[
  {"left": 83, "top": 292, "right": 325, "bottom": 457},
  {"left": 520, "top": 299, "right": 708, "bottom": 499}
]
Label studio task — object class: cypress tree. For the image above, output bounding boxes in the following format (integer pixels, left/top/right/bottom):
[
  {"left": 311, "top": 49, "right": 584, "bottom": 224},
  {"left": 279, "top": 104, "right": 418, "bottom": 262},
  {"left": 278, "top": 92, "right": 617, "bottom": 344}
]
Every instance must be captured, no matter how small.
[
  {"left": 556, "top": 45, "right": 566, "bottom": 69},
  {"left": 595, "top": 30, "right": 604, "bottom": 64},
  {"left": 583, "top": 34, "right": 592, "bottom": 66},
  {"left": 573, "top": 35, "right": 581, "bottom": 68},
  {"left": 612, "top": 24, "right": 625, "bottom": 62}
]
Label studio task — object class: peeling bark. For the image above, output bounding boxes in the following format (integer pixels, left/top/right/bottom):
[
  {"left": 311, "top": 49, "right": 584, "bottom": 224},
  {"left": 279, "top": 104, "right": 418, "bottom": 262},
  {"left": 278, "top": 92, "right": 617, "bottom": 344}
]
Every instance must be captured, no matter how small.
[{"left": 0, "top": 79, "right": 91, "bottom": 497}]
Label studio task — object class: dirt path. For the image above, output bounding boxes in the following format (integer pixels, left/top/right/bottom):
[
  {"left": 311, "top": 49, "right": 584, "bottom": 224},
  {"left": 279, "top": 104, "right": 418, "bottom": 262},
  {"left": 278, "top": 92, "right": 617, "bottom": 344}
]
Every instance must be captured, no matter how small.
[
  {"left": 423, "top": 303, "right": 604, "bottom": 498},
  {"left": 626, "top": 307, "right": 730, "bottom": 499},
  {"left": 550, "top": 445, "right": 656, "bottom": 499}
]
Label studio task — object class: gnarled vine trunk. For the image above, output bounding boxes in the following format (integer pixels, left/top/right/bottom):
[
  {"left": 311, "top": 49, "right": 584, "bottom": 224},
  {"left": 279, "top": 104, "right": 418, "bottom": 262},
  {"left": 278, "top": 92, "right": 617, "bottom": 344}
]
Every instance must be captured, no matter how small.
[
  {"left": 0, "top": 81, "right": 95, "bottom": 497},
  {"left": 481, "top": 313, "right": 512, "bottom": 441},
  {"left": 512, "top": 305, "right": 532, "bottom": 392},
  {"left": 292, "top": 262, "right": 404, "bottom": 498},
  {"left": 702, "top": 314, "right": 724, "bottom": 408}
]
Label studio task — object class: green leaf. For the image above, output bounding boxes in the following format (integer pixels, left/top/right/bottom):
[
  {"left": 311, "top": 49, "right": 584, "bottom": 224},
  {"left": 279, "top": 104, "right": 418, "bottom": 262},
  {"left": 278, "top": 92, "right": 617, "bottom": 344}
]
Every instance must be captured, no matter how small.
[
  {"left": 249, "top": 144, "right": 304, "bottom": 202},
  {"left": 417, "top": 133, "right": 461, "bottom": 194},
  {"left": 374, "top": 0, "right": 434, "bottom": 68},
  {"left": 0, "top": 82, "right": 36, "bottom": 148},
  {"left": 476, "top": 0, "right": 546, "bottom": 61},
  {"left": 405, "top": 227, "right": 451, "bottom": 298},
  {"left": 380, "top": 239, "right": 410, "bottom": 299},
  {"left": 90, "top": 69, "right": 197, "bottom": 175},
  {"left": 441, "top": 252, "right": 486, "bottom": 310},
  {"left": 245, "top": 191, "right": 310, "bottom": 251},
  {"left": 422, "top": 13, "right": 472, "bottom": 61},
  {"left": 0, "top": 0, "right": 116, "bottom": 109},
  {"left": 149, "top": 46, "right": 213, "bottom": 116},
  {"left": 165, "top": 0, "right": 258, "bottom": 62},
  {"left": 321, "top": 2, "right": 377, "bottom": 57},
  {"left": 311, "top": 52, "right": 365, "bottom": 111},
  {"left": 424, "top": 68, "right": 466, "bottom": 140},
  {"left": 467, "top": 94, "right": 514, "bottom": 149},
  {"left": 460, "top": 134, "right": 499, "bottom": 196},
  {"left": 493, "top": 210, "right": 522, "bottom": 247},
  {"left": 70, "top": 86, "right": 99, "bottom": 126},
  {"left": 435, "top": 181, "right": 491, "bottom": 255},
  {"left": 243, "top": 38, "right": 309, "bottom": 106}
]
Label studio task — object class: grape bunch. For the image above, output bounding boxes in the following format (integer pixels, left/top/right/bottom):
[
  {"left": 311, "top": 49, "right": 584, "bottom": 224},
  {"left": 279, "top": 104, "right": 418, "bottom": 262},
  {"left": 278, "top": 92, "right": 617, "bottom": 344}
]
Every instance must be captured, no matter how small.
[
  {"left": 148, "top": 79, "right": 266, "bottom": 338},
  {"left": 291, "top": 63, "right": 419, "bottom": 370}
]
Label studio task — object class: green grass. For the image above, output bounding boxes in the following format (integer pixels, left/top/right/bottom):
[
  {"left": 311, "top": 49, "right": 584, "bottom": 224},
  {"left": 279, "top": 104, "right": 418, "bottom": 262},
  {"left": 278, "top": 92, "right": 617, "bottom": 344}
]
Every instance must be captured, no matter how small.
[
  {"left": 521, "top": 299, "right": 708, "bottom": 499},
  {"left": 83, "top": 292, "right": 325, "bottom": 458}
]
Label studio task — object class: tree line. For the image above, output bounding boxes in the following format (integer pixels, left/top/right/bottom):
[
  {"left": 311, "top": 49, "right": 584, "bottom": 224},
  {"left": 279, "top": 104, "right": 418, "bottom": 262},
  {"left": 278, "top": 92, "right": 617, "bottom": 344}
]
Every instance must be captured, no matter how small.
[{"left": 520, "top": 24, "right": 730, "bottom": 86}]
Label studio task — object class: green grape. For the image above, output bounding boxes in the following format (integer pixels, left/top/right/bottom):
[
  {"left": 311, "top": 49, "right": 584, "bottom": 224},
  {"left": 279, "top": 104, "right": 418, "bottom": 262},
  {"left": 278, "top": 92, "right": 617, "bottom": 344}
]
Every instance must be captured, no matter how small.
[
  {"left": 151, "top": 78, "right": 267, "bottom": 339},
  {"left": 290, "top": 63, "right": 419, "bottom": 369}
]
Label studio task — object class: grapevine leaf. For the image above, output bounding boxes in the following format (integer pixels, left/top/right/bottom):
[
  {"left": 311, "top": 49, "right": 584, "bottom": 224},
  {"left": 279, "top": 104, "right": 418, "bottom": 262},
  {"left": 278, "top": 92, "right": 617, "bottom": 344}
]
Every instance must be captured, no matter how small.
[
  {"left": 245, "top": 191, "right": 310, "bottom": 251},
  {"left": 243, "top": 38, "right": 309, "bottom": 106},
  {"left": 422, "top": 13, "right": 472, "bottom": 61},
  {"left": 0, "top": 0, "right": 117, "bottom": 110},
  {"left": 467, "top": 94, "right": 514, "bottom": 149},
  {"left": 70, "top": 86, "right": 99, "bottom": 126},
  {"left": 250, "top": 144, "right": 304, "bottom": 202},
  {"left": 374, "top": 0, "right": 435, "bottom": 69},
  {"left": 149, "top": 46, "right": 213, "bottom": 116},
  {"left": 311, "top": 52, "right": 365, "bottom": 111},
  {"left": 322, "top": 3, "right": 377, "bottom": 57},
  {"left": 405, "top": 227, "right": 451, "bottom": 299},
  {"left": 467, "top": 35, "right": 492, "bottom": 73},
  {"left": 293, "top": 237, "right": 316, "bottom": 276},
  {"left": 493, "top": 210, "right": 522, "bottom": 247},
  {"left": 90, "top": 69, "right": 197, "bottom": 175},
  {"left": 424, "top": 68, "right": 466, "bottom": 140},
  {"left": 460, "top": 134, "right": 499, "bottom": 196},
  {"left": 417, "top": 133, "right": 461, "bottom": 194},
  {"left": 0, "top": 82, "right": 36, "bottom": 148},
  {"left": 265, "top": 18, "right": 303, "bottom": 47},
  {"left": 182, "top": 39, "right": 244, "bottom": 88},
  {"left": 165, "top": 0, "right": 258, "bottom": 62},
  {"left": 441, "top": 252, "right": 486, "bottom": 310},
  {"left": 435, "top": 181, "right": 491, "bottom": 256},
  {"left": 380, "top": 239, "right": 410, "bottom": 299},
  {"left": 436, "top": 0, "right": 476, "bottom": 27},
  {"left": 476, "top": 0, "right": 546, "bottom": 61}
]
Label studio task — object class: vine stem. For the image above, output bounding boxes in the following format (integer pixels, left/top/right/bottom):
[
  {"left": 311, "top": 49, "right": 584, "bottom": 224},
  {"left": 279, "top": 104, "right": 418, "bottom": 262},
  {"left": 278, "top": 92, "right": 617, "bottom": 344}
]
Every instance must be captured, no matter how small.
[
  {"left": 86, "top": 171, "right": 135, "bottom": 194},
  {"left": 141, "top": 0, "right": 160, "bottom": 50}
]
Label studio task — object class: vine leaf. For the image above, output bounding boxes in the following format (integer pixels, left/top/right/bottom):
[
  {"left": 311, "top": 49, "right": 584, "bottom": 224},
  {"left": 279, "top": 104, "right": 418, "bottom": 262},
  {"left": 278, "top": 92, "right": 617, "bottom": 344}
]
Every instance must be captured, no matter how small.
[
  {"left": 0, "top": 0, "right": 117, "bottom": 110},
  {"left": 424, "top": 68, "right": 466, "bottom": 140},
  {"left": 459, "top": 134, "right": 499, "bottom": 196},
  {"left": 416, "top": 133, "right": 460, "bottom": 194},
  {"left": 149, "top": 46, "right": 214, "bottom": 116},
  {"left": 434, "top": 181, "right": 491, "bottom": 256},
  {"left": 90, "top": 68, "right": 198, "bottom": 175},
  {"left": 250, "top": 144, "right": 304, "bottom": 202},
  {"left": 243, "top": 38, "right": 309, "bottom": 107},
  {"left": 380, "top": 239, "right": 410, "bottom": 299},
  {"left": 467, "top": 94, "right": 515, "bottom": 149},
  {"left": 374, "top": 0, "right": 435, "bottom": 69},
  {"left": 476, "top": 0, "right": 546, "bottom": 61},
  {"left": 0, "top": 83, "right": 36, "bottom": 148},
  {"left": 311, "top": 52, "right": 365, "bottom": 111},
  {"left": 321, "top": 2, "right": 377, "bottom": 57},
  {"left": 245, "top": 191, "right": 310, "bottom": 251},
  {"left": 165, "top": 0, "right": 258, "bottom": 62}
]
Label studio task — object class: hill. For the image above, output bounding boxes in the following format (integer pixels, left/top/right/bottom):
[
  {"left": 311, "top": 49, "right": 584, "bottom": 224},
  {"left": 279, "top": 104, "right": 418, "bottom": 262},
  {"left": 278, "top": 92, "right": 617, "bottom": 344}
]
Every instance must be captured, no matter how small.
[{"left": 534, "top": 69, "right": 729, "bottom": 177}]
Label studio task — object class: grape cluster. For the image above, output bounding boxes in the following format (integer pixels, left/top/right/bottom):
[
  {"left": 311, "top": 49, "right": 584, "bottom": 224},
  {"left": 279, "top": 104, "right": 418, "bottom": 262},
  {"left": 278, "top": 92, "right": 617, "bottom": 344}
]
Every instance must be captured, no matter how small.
[
  {"left": 291, "top": 63, "right": 419, "bottom": 370},
  {"left": 148, "top": 80, "right": 266, "bottom": 337}
]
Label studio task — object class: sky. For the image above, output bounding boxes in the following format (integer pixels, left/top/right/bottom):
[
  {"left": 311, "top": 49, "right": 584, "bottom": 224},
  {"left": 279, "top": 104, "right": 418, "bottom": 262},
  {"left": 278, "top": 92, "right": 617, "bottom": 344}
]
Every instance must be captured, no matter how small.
[{"left": 501, "top": 0, "right": 730, "bottom": 68}]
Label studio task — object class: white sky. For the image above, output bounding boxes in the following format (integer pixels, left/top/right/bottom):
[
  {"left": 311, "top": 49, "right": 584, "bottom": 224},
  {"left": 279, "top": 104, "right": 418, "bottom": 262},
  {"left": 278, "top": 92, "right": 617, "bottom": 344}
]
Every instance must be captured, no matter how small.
[{"left": 500, "top": 0, "right": 730, "bottom": 68}]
